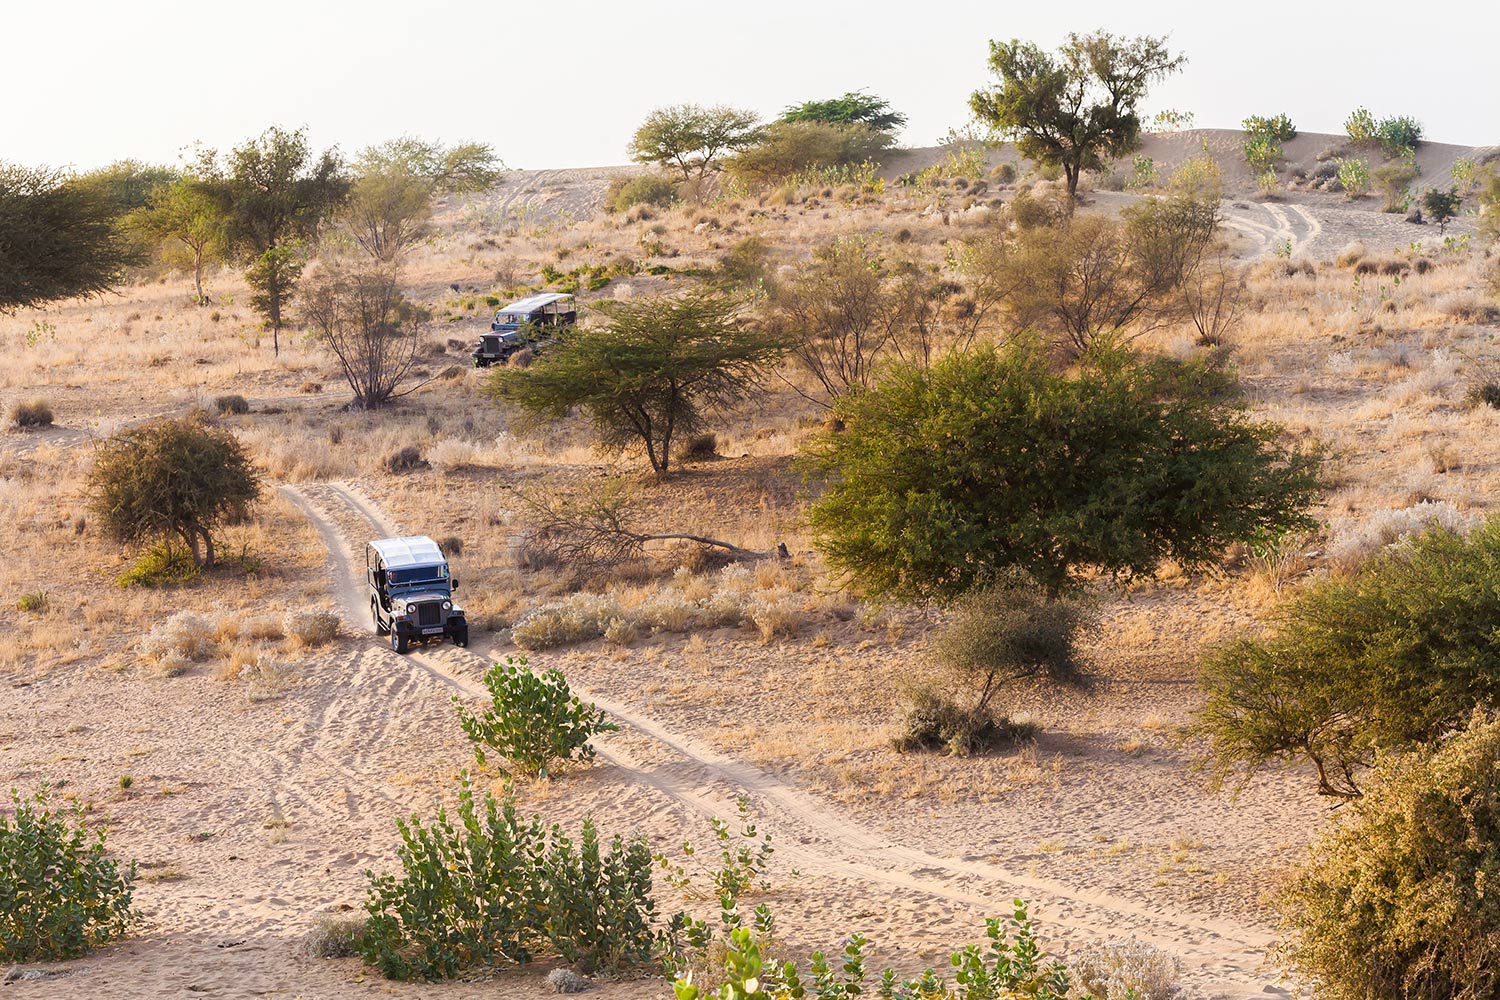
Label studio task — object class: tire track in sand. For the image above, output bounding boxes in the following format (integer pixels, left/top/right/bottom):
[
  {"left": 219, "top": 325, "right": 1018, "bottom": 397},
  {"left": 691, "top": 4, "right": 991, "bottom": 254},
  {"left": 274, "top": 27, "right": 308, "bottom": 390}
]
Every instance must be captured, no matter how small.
[{"left": 280, "top": 481, "right": 1289, "bottom": 1000}]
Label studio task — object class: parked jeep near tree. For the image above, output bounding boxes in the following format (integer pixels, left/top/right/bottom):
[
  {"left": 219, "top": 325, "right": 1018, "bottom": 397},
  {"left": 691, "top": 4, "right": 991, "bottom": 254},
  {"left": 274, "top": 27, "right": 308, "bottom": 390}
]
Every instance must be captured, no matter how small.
[
  {"left": 366, "top": 535, "right": 467, "bottom": 653},
  {"left": 472, "top": 292, "right": 577, "bottom": 367}
]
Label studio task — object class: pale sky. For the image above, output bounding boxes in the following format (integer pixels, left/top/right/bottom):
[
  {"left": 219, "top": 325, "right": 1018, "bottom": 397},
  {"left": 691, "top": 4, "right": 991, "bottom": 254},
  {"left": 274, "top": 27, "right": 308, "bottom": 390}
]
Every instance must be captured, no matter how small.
[{"left": 5, "top": 0, "right": 1498, "bottom": 173}]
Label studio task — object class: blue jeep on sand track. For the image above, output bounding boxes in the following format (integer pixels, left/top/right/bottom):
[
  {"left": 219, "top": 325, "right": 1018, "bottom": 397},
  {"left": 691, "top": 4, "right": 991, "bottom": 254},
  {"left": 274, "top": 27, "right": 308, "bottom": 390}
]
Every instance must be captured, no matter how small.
[{"left": 366, "top": 536, "right": 467, "bottom": 654}]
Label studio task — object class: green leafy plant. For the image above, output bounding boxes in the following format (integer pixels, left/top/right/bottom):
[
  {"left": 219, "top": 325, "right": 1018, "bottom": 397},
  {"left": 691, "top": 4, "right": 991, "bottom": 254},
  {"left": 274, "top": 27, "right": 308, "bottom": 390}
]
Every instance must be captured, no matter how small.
[
  {"left": 656, "top": 797, "right": 775, "bottom": 903},
  {"left": 1344, "top": 107, "right": 1378, "bottom": 145},
  {"left": 359, "top": 775, "right": 655, "bottom": 980},
  {"left": 1197, "top": 518, "right": 1500, "bottom": 797},
  {"left": 1422, "top": 186, "right": 1462, "bottom": 234},
  {"left": 1336, "top": 158, "right": 1370, "bottom": 199},
  {"left": 1242, "top": 113, "right": 1296, "bottom": 142},
  {"left": 0, "top": 786, "right": 136, "bottom": 961},
  {"left": 453, "top": 656, "right": 617, "bottom": 778}
]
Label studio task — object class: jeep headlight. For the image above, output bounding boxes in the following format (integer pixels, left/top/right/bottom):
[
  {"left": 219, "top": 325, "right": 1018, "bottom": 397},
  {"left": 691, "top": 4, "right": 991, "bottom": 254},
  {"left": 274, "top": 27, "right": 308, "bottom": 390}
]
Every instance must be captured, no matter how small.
[
  {"left": 442, "top": 600, "right": 452, "bottom": 610},
  {"left": 402, "top": 602, "right": 415, "bottom": 615}
]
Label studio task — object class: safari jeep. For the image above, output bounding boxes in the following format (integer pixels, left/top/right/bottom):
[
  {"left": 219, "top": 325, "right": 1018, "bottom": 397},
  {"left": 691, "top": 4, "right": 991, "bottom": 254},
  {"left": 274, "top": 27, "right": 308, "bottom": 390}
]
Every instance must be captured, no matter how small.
[
  {"left": 366, "top": 536, "right": 468, "bottom": 654},
  {"left": 471, "top": 292, "right": 577, "bottom": 367}
]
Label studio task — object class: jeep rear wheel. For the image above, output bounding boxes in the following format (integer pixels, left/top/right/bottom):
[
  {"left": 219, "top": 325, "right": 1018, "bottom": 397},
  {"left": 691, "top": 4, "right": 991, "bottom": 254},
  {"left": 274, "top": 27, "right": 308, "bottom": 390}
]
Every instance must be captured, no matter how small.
[
  {"left": 372, "top": 600, "right": 389, "bottom": 635},
  {"left": 390, "top": 628, "right": 409, "bottom": 654}
]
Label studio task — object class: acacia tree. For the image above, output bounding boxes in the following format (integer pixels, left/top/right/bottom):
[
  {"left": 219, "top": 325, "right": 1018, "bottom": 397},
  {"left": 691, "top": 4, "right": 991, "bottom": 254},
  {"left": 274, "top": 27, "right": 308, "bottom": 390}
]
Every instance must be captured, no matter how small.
[
  {"left": 628, "top": 105, "right": 761, "bottom": 185},
  {"left": 969, "top": 31, "right": 1184, "bottom": 202},
  {"left": 88, "top": 417, "right": 261, "bottom": 568},
  {"left": 486, "top": 292, "right": 784, "bottom": 476},
  {"left": 779, "top": 91, "right": 907, "bottom": 132},
  {"left": 300, "top": 260, "right": 429, "bottom": 408},
  {"left": 804, "top": 339, "right": 1320, "bottom": 600},
  {"left": 343, "top": 137, "right": 503, "bottom": 262},
  {"left": 0, "top": 164, "right": 140, "bottom": 311},
  {"left": 128, "top": 175, "right": 227, "bottom": 305},
  {"left": 208, "top": 127, "right": 348, "bottom": 354}
]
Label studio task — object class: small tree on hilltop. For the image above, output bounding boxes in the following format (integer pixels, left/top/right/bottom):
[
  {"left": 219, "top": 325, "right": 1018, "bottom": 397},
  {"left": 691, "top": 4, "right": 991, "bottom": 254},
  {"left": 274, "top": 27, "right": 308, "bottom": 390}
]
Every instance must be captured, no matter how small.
[
  {"left": 778, "top": 91, "right": 907, "bottom": 133},
  {"left": 803, "top": 340, "right": 1320, "bottom": 600},
  {"left": 629, "top": 104, "right": 761, "bottom": 185},
  {"left": 1422, "top": 186, "right": 1461, "bottom": 234},
  {"left": 1279, "top": 712, "right": 1500, "bottom": 1000},
  {"left": 486, "top": 292, "right": 783, "bottom": 476},
  {"left": 300, "top": 260, "right": 429, "bottom": 409},
  {"left": 0, "top": 164, "right": 141, "bottom": 311},
  {"left": 88, "top": 417, "right": 261, "bottom": 568},
  {"left": 969, "top": 31, "right": 1185, "bottom": 203}
]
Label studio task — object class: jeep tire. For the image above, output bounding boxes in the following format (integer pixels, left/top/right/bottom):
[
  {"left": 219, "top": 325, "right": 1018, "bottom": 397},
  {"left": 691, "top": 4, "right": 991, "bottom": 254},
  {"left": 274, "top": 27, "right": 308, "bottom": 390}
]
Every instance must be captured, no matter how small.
[
  {"left": 452, "top": 626, "right": 469, "bottom": 649},
  {"left": 390, "top": 628, "right": 409, "bottom": 654},
  {"left": 372, "top": 600, "right": 389, "bottom": 635}
]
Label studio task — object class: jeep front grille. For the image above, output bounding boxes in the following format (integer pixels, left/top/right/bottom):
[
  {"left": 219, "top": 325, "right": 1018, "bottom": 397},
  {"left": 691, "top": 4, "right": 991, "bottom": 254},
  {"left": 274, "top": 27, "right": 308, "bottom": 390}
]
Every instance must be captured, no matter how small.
[{"left": 416, "top": 602, "right": 441, "bottom": 627}]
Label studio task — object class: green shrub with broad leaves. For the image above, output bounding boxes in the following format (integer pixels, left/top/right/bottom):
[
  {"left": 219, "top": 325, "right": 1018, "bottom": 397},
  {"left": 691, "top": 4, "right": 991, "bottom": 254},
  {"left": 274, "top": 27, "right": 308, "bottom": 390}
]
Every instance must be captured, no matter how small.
[
  {"left": 0, "top": 787, "right": 136, "bottom": 961},
  {"left": 453, "top": 656, "right": 617, "bottom": 778},
  {"left": 358, "top": 775, "right": 655, "bottom": 980},
  {"left": 672, "top": 902, "right": 1095, "bottom": 1000}
]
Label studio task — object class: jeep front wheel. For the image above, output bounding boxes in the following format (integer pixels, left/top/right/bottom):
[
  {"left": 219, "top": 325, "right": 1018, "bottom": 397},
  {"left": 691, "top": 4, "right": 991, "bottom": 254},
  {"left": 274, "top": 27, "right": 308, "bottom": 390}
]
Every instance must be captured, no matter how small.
[{"left": 390, "top": 628, "right": 409, "bottom": 654}]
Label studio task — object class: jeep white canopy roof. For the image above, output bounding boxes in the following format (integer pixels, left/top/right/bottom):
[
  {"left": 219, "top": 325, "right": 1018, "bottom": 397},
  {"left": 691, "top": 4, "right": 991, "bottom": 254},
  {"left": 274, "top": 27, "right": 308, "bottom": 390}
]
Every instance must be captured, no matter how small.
[
  {"left": 499, "top": 292, "right": 575, "bottom": 314},
  {"left": 369, "top": 536, "right": 445, "bottom": 568}
]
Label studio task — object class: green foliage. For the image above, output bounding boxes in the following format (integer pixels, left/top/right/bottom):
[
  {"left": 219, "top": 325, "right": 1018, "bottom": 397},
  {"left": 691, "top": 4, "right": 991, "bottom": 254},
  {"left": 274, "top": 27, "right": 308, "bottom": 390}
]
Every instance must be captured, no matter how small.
[
  {"left": 1197, "top": 519, "right": 1500, "bottom": 798},
  {"left": 803, "top": 341, "right": 1320, "bottom": 600},
  {"left": 656, "top": 797, "right": 775, "bottom": 902},
  {"left": 116, "top": 541, "right": 201, "bottom": 588},
  {"left": 606, "top": 173, "right": 679, "bottom": 212},
  {"left": 1372, "top": 160, "right": 1418, "bottom": 212},
  {"left": 778, "top": 91, "right": 906, "bottom": 132},
  {"left": 970, "top": 31, "right": 1184, "bottom": 199},
  {"left": 70, "top": 159, "right": 179, "bottom": 218},
  {"left": 1242, "top": 114, "right": 1296, "bottom": 142},
  {"left": 342, "top": 137, "right": 502, "bottom": 262},
  {"left": 16, "top": 591, "right": 48, "bottom": 613},
  {"left": 673, "top": 902, "right": 1079, "bottom": 1000},
  {"left": 1480, "top": 165, "right": 1500, "bottom": 241},
  {"left": 0, "top": 163, "right": 143, "bottom": 311},
  {"left": 359, "top": 775, "right": 655, "bottom": 980},
  {"left": 629, "top": 104, "right": 762, "bottom": 184},
  {"left": 1344, "top": 107, "right": 1378, "bottom": 145},
  {"left": 454, "top": 657, "right": 617, "bottom": 779},
  {"left": 933, "top": 583, "right": 1091, "bottom": 705},
  {"left": 127, "top": 175, "right": 229, "bottom": 304},
  {"left": 486, "top": 291, "right": 784, "bottom": 475},
  {"left": 0, "top": 786, "right": 136, "bottom": 961},
  {"left": 88, "top": 416, "right": 261, "bottom": 569},
  {"left": 1279, "top": 712, "right": 1500, "bottom": 1000},
  {"left": 729, "top": 122, "right": 893, "bottom": 186},
  {"left": 1242, "top": 135, "right": 1281, "bottom": 175},
  {"left": 1344, "top": 107, "right": 1423, "bottom": 156},
  {"left": 1422, "top": 186, "right": 1462, "bottom": 234},
  {"left": 1335, "top": 158, "right": 1370, "bottom": 199}
]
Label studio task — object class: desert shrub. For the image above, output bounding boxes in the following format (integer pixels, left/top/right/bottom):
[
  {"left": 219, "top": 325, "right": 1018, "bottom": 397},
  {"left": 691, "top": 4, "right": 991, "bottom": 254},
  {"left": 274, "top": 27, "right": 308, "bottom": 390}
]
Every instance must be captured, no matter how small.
[
  {"left": 933, "top": 584, "right": 1091, "bottom": 695},
  {"left": 1243, "top": 135, "right": 1281, "bottom": 175},
  {"left": 726, "top": 121, "right": 890, "bottom": 186},
  {"left": 383, "top": 445, "right": 427, "bottom": 473},
  {"left": 744, "top": 593, "right": 801, "bottom": 642},
  {"left": 603, "top": 617, "right": 639, "bottom": 646},
  {"left": 1336, "top": 158, "right": 1370, "bottom": 199},
  {"left": 1344, "top": 106, "right": 1378, "bottom": 144},
  {"left": 1279, "top": 712, "right": 1500, "bottom": 1000},
  {"left": 1467, "top": 378, "right": 1500, "bottom": 410},
  {"left": 1008, "top": 188, "right": 1061, "bottom": 229},
  {"left": 606, "top": 173, "right": 678, "bottom": 213},
  {"left": 140, "top": 610, "right": 216, "bottom": 664},
  {"left": 635, "top": 591, "right": 697, "bottom": 633},
  {"left": 1376, "top": 115, "right": 1422, "bottom": 156},
  {"left": 1243, "top": 113, "right": 1296, "bottom": 143},
  {"left": 1325, "top": 500, "right": 1477, "bottom": 571},
  {"left": 16, "top": 591, "right": 48, "bottom": 613},
  {"left": 117, "top": 540, "right": 200, "bottom": 587},
  {"left": 360, "top": 776, "right": 656, "bottom": 980},
  {"left": 282, "top": 608, "right": 340, "bottom": 647},
  {"left": 991, "top": 162, "right": 1018, "bottom": 184},
  {"left": 426, "top": 438, "right": 483, "bottom": 471},
  {"left": 9, "top": 399, "right": 53, "bottom": 429},
  {"left": 510, "top": 593, "right": 623, "bottom": 649},
  {"left": 453, "top": 656, "right": 617, "bottom": 778},
  {"left": 1372, "top": 161, "right": 1417, "bottom": 212},
  {"left": 892, "top": 688, "right": 1038, "bottom": 756},
  {"left": 214, "top": 393, "right": 249, "bottom": 415},
  {"left": 436, "top": 534, "right": 463, "bottom": 556},
  {"left": 507, "top": 347, "right": 534, "bottom": 368},
  {"left": 804, "top": 341, "right": 1320, "bottom": 599},
  {"left": 88, "top": 416, "right": 261, "bottom": 568},
  {"left": 1334, "top": 241, "right": 1366, "bottom": 268},
  {"left": 0, "top": 786, "right": 136, "bottom": 961},
  {"left": 1421, "top": 186, "right": 1462, "bottom": 233},
  {"left": 1197, "top": 518, "right": 1500, "bottom": 797},
  {"left": 301, "top": 913, "right": 368, "bottom": 958},
  {"left": 1070, "top": 938, "right": 1181, "bottom": 1000}
]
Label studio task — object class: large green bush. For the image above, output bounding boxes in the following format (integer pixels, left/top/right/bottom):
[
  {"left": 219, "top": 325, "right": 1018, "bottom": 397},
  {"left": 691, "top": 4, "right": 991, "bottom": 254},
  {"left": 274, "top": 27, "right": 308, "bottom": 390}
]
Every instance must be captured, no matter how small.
[
  {"left": 1279, "top": 712, "right": 1500, "bottom": 1000},
  {"left": 1198, "top": 519, "right": 1500, "bottom": 797},
  {"left": 0, "top": 787, "right": 136, "bottom": 961},
  {"left": 453, "top": 657, "right": 617, "bottom": 778},
  {"left": 359, "top": 777, "right": 655, "bottom": 980},
  {"left": 727, "top": 122, "right": 891, "bottom": 186},
  {"left": 606, "top": 173, "right": 678, "bottom": 213},
  {"left": 803, "top": 341, "right": 1320, "bottom": 600}
]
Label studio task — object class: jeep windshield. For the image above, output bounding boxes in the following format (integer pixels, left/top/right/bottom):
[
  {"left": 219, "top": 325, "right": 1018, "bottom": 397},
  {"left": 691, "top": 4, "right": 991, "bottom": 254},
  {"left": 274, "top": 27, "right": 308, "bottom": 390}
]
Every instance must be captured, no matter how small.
[{"left": 387, "top": 564, "right": 448, "bottom": 587}]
